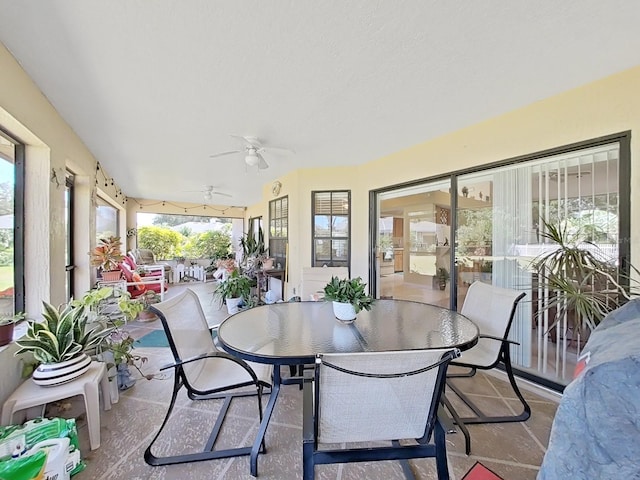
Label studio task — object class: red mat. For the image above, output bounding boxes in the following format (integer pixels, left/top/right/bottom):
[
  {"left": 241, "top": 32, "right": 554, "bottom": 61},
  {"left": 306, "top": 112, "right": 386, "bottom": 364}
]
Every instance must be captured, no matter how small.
[{"left": 462, "top": 461, "right": 504, "bottom": 480}]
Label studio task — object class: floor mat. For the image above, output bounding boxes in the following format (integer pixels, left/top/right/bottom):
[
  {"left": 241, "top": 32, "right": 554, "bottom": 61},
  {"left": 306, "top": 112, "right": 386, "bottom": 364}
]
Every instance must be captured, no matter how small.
[
  {"left": 462, "top": 461, "right": 504, "bottom": 480},
  {"left": 135, "top": 329, "right": 169, "bottom": 348}
]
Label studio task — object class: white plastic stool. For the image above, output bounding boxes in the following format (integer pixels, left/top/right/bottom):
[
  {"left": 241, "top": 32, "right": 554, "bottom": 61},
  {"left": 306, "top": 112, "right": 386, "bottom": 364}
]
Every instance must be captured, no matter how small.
[{"left": 1, "top": 361, "right": 111, "bottom": 450}]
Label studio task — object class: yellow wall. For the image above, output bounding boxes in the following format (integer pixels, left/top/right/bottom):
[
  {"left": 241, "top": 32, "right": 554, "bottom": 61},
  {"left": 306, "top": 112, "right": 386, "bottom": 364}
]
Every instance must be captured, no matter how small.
[
  {"left": 0, "top": 42, "right": 130, "bottom": 309},
  {"left": 254, "top": 65, "right": 640, "bottom": 298}
]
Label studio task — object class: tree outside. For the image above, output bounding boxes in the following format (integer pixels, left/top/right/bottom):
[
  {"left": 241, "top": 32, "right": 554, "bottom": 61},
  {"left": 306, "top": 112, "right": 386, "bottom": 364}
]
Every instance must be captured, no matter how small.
[{"left": 137, "top": 215, "right": 234, "bottom": 261}]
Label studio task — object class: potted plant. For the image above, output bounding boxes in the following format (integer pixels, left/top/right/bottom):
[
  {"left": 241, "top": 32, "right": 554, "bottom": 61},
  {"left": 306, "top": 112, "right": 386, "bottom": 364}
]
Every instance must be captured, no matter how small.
[
  {"left": 90, "top": 236, "right": 125, "bottom": 281},
  {"left": 75, "top": 286, "right": 152, "bottom": 393},
  {"left": 323, "top": 276, "right": 374, "bottom": 323},
  {"left": 532, "top": 218, "right": 638, "bottom": 341},
  {"left": 436, "top": 267, "right": 450, "bottom": 290},
  {"left": 213, "top": 270, "right": 252, "bottom": 314},
  {"left": 135, "top": 290, "right": 160, "bottom": 322},
  {"left": 0, "top": 312, "right": 25, "bottom": 347},
  {"left": 15, "top": 301, "right": 111, "bottom": 386}
]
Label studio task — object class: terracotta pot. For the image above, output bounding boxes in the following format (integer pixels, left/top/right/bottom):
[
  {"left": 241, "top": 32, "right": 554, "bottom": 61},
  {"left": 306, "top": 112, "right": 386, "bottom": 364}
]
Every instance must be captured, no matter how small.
[
  {"left": 136, "top": 309, "right": 158, "bottom": 322},
  {"left": 101, "top": 270, "right": 122, "bottom": 282}
]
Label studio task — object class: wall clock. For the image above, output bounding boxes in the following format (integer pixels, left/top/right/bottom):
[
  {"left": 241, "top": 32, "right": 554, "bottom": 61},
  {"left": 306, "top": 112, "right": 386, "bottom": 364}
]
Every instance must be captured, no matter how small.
[{"left": 271, "top": 181, "right": 282, "bottom": 196}]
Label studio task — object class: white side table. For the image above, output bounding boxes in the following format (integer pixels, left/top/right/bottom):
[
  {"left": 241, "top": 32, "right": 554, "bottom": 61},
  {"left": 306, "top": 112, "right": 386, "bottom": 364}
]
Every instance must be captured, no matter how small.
[{"left": 1, "top": 362, "right": 111, "bottom": 450}]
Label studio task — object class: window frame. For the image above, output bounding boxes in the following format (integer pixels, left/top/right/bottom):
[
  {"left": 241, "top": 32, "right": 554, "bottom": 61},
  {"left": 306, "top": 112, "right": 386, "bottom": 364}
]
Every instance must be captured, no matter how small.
[
  {"left": 311, "top": 190, "right": 351, "bottom": 268},
  {"left": 268, "top": 196, "right": 288, "bottom": 272}
]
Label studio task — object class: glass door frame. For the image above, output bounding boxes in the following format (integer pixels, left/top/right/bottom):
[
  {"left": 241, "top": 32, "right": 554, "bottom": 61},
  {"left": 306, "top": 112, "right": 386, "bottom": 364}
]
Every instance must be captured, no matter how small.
[{"left": 369, "top": 131, "right": 631, "bottom": 392}]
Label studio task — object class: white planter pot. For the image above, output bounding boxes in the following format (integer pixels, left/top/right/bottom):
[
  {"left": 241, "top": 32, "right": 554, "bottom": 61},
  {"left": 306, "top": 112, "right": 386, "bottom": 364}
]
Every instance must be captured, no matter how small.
[
  {"left": 332, "top": 301, "right": 357, "bottom": 323},
  {"left": 226, "top": 297, "right": 243, "bottom": 314},
  {"left": 32, "top": 353, "right": 91, "bottom": 387}
]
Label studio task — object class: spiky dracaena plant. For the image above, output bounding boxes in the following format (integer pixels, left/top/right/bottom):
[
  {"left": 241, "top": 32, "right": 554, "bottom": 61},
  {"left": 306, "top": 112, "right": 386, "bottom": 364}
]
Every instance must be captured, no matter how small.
[{"left": 15, "top": 301, "right": 111, "bottom": 364}]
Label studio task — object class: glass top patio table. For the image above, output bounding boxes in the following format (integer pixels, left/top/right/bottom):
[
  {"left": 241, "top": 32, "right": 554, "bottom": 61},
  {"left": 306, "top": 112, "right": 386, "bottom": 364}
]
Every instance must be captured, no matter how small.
[
  {"left": 218, "top": 299, "right": 479, "bottom": 365},
  {"left": 217, "top": 299, "right": 479, "bottom": 476}
]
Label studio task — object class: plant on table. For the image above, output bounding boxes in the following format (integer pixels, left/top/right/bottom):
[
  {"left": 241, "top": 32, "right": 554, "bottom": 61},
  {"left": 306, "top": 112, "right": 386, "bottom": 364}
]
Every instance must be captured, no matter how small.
[
  {"left": 323, "top": 276, "right": 374, "bottom": 321},
  {"left": 14, "top": 300, "right": 112, "bottom": 384}
]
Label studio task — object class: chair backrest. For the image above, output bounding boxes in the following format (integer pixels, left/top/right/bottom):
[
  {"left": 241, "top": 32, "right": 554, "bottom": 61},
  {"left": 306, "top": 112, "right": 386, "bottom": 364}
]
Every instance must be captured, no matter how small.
[
  {"left": 301, "top": 267, "right": 349, "bottom": 300},
  {"left": 150, "top": 289, "right": 215, "bottom": 385},
  {"left": 460, "top": 281, "right": 526, "bottom": 361},
  {"left": 315, "top": 349, "right": 456, "bottom": 444},
  {"left": 130, "top": 248, "right": 157, "bottom": 265}
]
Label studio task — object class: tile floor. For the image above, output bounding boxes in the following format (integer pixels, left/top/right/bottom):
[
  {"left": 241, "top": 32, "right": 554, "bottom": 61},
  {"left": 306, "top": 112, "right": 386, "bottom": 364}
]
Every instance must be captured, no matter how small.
[{"left": 51, "top": 283, "right": 558, "bottom": 480}]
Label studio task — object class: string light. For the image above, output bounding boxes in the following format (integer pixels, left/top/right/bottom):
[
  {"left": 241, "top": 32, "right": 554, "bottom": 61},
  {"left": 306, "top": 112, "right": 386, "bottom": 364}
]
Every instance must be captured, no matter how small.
[{"left": 127, "top": 198, "right": 239, "bottom": 215}]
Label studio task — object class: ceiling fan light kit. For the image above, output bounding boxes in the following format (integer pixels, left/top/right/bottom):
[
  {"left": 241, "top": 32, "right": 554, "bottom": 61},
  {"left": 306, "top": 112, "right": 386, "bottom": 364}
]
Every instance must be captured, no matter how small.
[{"left": 209, "top": 135, "right": 294, "bottom": 171}]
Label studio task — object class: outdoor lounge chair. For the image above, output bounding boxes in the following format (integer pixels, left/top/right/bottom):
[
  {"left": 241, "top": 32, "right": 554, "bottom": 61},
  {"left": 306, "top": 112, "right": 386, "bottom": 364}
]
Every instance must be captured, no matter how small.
[
  {"left": 443, "top": 281, "right": 529, "bottom": 454},
  {"left": 303, "top": 348, "right": 458, "bottom": 480},
  {"left": 144, "top": 289, "right": 272, "bottom": 470}
]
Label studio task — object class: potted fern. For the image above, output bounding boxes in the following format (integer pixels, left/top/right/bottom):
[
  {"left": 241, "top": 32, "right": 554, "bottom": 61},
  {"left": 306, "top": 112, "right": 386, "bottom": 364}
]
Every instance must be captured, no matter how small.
[{"left": 323, "top": 276, "right": 374, "bottom": 323}]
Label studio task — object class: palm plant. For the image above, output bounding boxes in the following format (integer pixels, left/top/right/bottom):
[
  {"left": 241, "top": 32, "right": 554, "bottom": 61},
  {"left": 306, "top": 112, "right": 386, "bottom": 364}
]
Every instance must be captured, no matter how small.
[{"left": 532, "top": 218, "right": 637, "bottom": 335}]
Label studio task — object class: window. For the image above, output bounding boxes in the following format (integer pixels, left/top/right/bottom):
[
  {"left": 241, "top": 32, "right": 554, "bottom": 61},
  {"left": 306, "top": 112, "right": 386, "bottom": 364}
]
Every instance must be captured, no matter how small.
[
  {"left": 312, "top": 191, "right": 350, "bottom": 267},
  {"left": 0, "top": 132, "right": 24, "bottom": 315},
  {"left": 96, "top": 196, "right": 119, "bottom": 241},
  {"left": 65, "top": 174, "right": 75, "bottom": 300},
  {"left": 269, "top": 196, "right": 288, "bottom": 271}
]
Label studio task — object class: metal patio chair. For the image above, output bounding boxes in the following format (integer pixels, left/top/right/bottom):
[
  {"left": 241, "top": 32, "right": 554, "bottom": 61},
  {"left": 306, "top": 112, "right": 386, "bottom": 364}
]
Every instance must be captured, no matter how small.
[
  {"left": 303, "top": 348, "right": 459, "bottom": 480},
  {"left": 444, "top": 281, "right": 529, "bottom": 454},
  {"left": 144, "top": 289, "right": 272, "bottom": 471}
]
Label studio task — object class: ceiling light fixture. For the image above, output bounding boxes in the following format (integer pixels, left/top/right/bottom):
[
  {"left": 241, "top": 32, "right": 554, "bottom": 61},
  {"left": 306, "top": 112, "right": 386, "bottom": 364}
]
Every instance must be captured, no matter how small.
[
  {"left": 245, "top": 149, "right": 260, "bottom": 166},
  {"left": 203, "top": 191, "right": 212, "bottom": 201}
]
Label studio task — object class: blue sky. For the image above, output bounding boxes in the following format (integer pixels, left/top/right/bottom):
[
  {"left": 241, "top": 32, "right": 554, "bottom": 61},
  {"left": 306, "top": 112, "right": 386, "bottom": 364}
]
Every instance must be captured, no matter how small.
[{"left": 0, "top": 159, "right": 13, "bottom": 183}]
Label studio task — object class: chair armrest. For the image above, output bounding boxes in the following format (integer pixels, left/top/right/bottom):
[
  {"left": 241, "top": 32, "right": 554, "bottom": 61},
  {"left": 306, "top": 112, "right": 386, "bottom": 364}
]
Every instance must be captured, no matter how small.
[
  {"left": 159, "top": 351, "right": 262, "bottom": 384},
  {"left": 478, "top": 333, "right": 520, "bottom": 346}
]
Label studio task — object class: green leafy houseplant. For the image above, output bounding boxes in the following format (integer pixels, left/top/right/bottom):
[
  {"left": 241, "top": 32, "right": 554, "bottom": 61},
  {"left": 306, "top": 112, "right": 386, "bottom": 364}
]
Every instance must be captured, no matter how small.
[
  {"left": 323, "top": 276, "right": 374, "bottom": 314},
  {"left": 15, "top": 302, "right": 110, "bottom": 364},
  {"left": 213, "top": 270, "right": 252, "bottom": 304}
]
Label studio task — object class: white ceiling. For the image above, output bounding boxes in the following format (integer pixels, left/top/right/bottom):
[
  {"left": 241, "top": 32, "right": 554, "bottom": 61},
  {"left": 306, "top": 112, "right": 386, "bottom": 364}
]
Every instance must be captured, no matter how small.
[{"left": 1, "top": 1, "right": 639, "bottom": 207}]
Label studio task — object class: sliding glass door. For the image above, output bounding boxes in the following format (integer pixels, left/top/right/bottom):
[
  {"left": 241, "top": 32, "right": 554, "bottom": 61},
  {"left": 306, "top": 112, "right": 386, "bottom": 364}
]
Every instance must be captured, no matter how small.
[
  {"left": 372, "top": 135, "right": 626, "bottom": 388},
  {"left": 375, "top": 179, "right": 452, "bottom": 308}
]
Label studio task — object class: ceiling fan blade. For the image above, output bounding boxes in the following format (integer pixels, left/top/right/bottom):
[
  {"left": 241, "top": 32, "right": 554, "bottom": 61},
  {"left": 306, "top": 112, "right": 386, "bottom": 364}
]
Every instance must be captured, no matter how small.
[
  {"left": 211, "top": 191, "right": 232, "bottom": 198},
  {"left": 230, "top": 134, "right": 262, "bottom": 149},
  {"left": 257, "top": 153, "right": 269, "bottom": 170},
  {"left": 263, "top": 145, "right": 295, "bottom": 155},
  {"left": 209, "top": 150, "right": 241, "bottom": 159}
]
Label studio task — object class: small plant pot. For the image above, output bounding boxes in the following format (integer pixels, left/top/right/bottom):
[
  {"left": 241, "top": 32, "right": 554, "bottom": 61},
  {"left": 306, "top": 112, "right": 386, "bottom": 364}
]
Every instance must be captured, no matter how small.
[
  {"left": 332, "top": 301, "right": 357, "bottom": 323},
  {"left": 101, "top": 270, "right": 122, "bottom": 282},
  {"left": 226, "top": 297, "right": 243, "bottom": 315},
  {"left": 136, "top": 309, "right": 158, "bottom": 323},
  {"left": 0, "top": 322, "right": 14, "bottom": 346}
]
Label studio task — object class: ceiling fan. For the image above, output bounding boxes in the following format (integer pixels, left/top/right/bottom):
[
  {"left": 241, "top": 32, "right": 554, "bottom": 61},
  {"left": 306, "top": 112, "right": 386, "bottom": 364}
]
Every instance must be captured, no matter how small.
[
  {"left": 184, "top": 185, "right": 232, "bottom": 201},
  {"left": 209, "top": 135, "right": 294, "bottom": 170}
]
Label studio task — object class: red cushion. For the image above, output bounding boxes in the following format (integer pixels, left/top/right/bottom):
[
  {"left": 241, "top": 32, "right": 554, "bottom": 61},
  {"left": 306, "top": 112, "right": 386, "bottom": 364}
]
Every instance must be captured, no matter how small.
[
  {"left": 118, "top": 262, "right": 135, "bottom": 282},
  {"left": 123, "top": 255, "right": 137, "bottom": 271}
]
